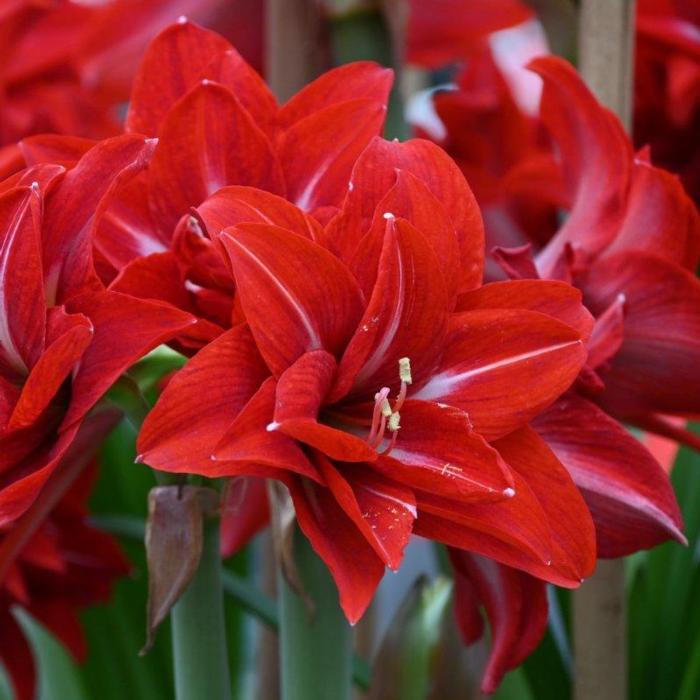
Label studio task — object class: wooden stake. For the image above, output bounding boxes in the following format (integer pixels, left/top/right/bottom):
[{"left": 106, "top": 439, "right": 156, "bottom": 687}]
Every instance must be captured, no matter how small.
[{"left": 574, "top": 3, "right": 635, "bottom": 700}]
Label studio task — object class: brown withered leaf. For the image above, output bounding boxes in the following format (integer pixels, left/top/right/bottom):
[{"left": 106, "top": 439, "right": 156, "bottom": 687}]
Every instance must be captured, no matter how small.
[{"left": 141, "top": 485, "right": 219, "bottom": 654}]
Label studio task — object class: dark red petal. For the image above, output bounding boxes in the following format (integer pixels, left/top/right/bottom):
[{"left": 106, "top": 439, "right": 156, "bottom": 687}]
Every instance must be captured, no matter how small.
[
  {"left": 530, "top": 57, "right": 634, "bottom": 276},
  {"left": 373, "top": 400, "right": 513, "bottom": 502},
  {"left": 534, "top": 395, "right": 685, "bottom": 557},
  {"left": 212, "top": 378, "right": 320, "bottom": 481},
  {"left": 125, "top": 19, "right": 232, "bottom": 135},
  {"left": 0, "top": 611, "right": 35, "bottom": 700},
  {"left": 278, "top": 62, "right": 392, "bottom": 128},
  {"left": 220, "top": 477, "right": 270, "bottom": 558},
  {"left": 493, "top": 426, "right": 596, "bottom": 580},
  {"left": 280, "top": 99, "right": 387, "bottom": 212},
  {"left": 332, "top": 217, "right": 449, "bottom": 401},
  {"left": 287, "top": 476, "right": 385, "bottom": 624},
  {"left": 147, "top": 81, "right": 284, "bottom": 234},
  {"left": 450, "top": 551, "right": 549, "bottom": 694},
  {"left": 584, "top": 251, "right": 700, "bottom": 417},
  {"left": 138, "top": 325, "right": 269, "bottom": 474},
  {"left": 413, "top": 309, "right": 586, "bottom": 440},
  {"left": 220, "top": 223, "right": 364, "bottom": 376}
]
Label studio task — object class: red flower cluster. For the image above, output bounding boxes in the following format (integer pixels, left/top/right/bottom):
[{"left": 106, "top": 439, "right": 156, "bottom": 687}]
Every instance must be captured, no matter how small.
[{"left": 0, "top": 468, "right": 127, "bottom": 700}]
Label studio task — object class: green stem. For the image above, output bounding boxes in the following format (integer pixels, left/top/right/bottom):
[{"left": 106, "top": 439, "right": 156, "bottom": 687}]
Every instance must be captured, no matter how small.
[
  {"left": 278, "top": 527, "right": 352, "bottom": 700},
  {"left": 171, "top": 519, "right": 232, "bottom": 700}
]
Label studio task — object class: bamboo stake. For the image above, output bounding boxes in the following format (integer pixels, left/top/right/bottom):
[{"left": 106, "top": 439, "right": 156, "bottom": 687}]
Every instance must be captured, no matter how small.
[{"left": 574, "top": 3, "right": 635, "bottom": 700}]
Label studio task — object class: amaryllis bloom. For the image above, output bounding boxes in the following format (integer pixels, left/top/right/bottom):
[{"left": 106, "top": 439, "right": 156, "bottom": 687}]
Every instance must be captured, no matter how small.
[
  {"left": 412, "top": 54, "right": 691, "bottom": 690},
  {"left": 137, "top": 135, "right": 600, "bottom": 629},
  {"left": 0, "top": 467, "right": 127, "bottom": 700},
  {"left": 0, "top": 0, "right": 258, "bottom": 175},
  {"left": 0, "top": 137, "right": 194, "bottom": 527},
  {"left": 74, "top": 19, "right": 392, "bottom": 351},
  {"left": 635, "top": 0, "right": 700, "bottom": 204}
]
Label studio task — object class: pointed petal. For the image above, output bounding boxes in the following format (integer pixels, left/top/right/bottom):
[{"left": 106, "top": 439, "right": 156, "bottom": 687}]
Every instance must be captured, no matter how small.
[
  {"left": 197, "top": 186, "right": 322, "bottom": 241},
  {"left": 125, "top": 19, "right": 232, "bottom": 135},
  {"left": 62, "top": 290, "right": 195, "bottom": 427},
  {"left": 9, "top": 310, "right": 93, "bottom": 429},
  {"left": 20, "top": 134, "right": 95, "bottom": 167},
  {"left": 272, "top": 351, "right": 377, "bottom": 462},
  {"left": 327, "top": 137, "right": 484, "bottom": 290},
  {"left": 413, "top": 309, "right": 586, "bottom": 440},
  {"left": 493, "top": 426, "right": 596, "bottom": 580},
  {"left": 0, "top": 185, "right": 44, "bottom": 375},
  {"left": 147, "top": 81, "right": 284, "bottom": 234},
  {"left": 287, "top": 476, "right": 385, "bottom": 624},
  {"left": 457, "top": 279, "right": 595, "bottom": 342},
  {"left": 534, "top": 395, "right": 685, "bottom": 556},
  {"left": 212, "top": 378, "right": 320, "bottom": 481},
  {"left": 220, "top": 223, "right": 365, "bottom": 376},
  {"left": 315, "top": 455, "right": 415, "bottom": 570},
  {"left": 450, "top": 551, "right": 549, "bottom": 694},
  {"left": 280, "top": 99, "right": 387, "bottom": 212},
  {"left": 278, "top": 62, "right": 392, "bottom": 128},
  {"left": 332, "top": 217, "right": 449, "bottom": 401},
  {"left": 373, "top": 399, "right": 513, "bottom": 502},
  {"left": 584, "top": 251, "right": 700, "bottom": 417},
  {"left": 43, "top": 134, "right": 156, "bottom": 304},
  {"left": 138, "top": 325, "right": 269, "bottom": 474},
  {"left": 531, "top": 57, "right": 634, "bottom": 276}
]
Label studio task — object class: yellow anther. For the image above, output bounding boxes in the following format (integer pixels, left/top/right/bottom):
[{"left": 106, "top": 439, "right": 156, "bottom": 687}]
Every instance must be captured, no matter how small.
[
  {"left": 399, "top": 357, "right": 412, "bottom": 385},
  {"left": 388, "top": 411, "right": 401, "bottom": 432},
  {"left": 380, "top": 398, "right": 393, "bottom": 418}
]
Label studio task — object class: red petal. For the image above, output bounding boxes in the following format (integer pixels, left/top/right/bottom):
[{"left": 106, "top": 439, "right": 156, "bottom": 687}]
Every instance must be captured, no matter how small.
[
  {"left": 328, "top": 137, "right": 484, "bottom": 290},
  {"left": 220, "top": 223, "right": 364, "bottom": 376},
  {"left": 413, "top": 309, "right": 586, "bottom": 440},
  {"left": 534, "top": 395, "right": 685, "bottom": 556},
  {"left": 585, "top": 251, "right": 700, "bottom": 417},
  {"left": 493, "top": 426, "right": 596, "bottom": 580},
  {"left": 220, "top": 477, "right": 270, "bottom": 558},
  {"left": 9, "top": 310, "right": 93, "bottom": 429},
  {"left": 457, "top": 279, "right": 595, "bottom": 341},
  {"left": 272, "top": 351, "right": 377, "bottom": 462},
  {"left": 332, "top": 217, "right": 449, "bottom": 401},
  {"left": 20, "top": 134, "right": 96, "bottom": 167},
  {"left": 450, "top": 551, "right": 549, "bottom": 694},
  {"left": 373, "top": 399, "right": 513, "bottom": 502},
  {"left": 43, "top": 134, "right": 156, "bottom": 303},
  {"left": 531, "top": 57, "right": 634, "bottom": 276},
  {"left": 125, "top": 19, "right": 232, "bottom": 135},
  {"left": 287, "top": 476, "right": 385, "bottom": 624},
  {"left": 278, "top": 62, "right": 392, "bottom": 128},
  {"left": 0, "top": 611, "right": 35, "bottom": 700},
  {"left": 62, "top": 290, "right": 195, "bottom": 428},
  {"left": 138, "top": 325, "right": 269, "bottom": 474},
  {"left": 147, "top": 81, "right": 284, "bottom": 234},
  {"left": 0, "top": 185, "right": 44, "bottom": 375},
  {"left": 280, "top": 99, "right": 387, "bottom": 212},
  {"left": 197, "top": 186, "right": 322, "bottom": 241},
  {"left": 212, "top": 378, "right": 320, "bottom": 481}
]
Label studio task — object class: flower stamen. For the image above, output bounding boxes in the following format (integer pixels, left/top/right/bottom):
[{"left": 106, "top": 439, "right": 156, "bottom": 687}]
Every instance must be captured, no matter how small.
[{"left": 367, "top": 358, "right": 412, "bottom": 455}]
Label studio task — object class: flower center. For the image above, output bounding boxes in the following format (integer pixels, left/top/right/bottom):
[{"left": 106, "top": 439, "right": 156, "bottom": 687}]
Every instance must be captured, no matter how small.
[{"left": 367, "top": 357, "right": 412, "bottom": 455}]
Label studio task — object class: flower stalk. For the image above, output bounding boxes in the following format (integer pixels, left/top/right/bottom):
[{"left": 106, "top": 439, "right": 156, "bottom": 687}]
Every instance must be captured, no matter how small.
[
  {"left": 278, "top": 526, "right": 353, "bottom": 700},
  {"left": 171, "top": 516, "right": 232, "bottom": 700}
]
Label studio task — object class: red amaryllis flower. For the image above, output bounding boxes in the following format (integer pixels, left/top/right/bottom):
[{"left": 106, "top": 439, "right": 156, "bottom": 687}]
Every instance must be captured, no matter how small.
[
  {"left": 415, "top": 55, "right": 690, "bottom": 689},
  {"left": 79, "top": 19, "right": 392, "bottom": 351},
  {"left": 0, "top": 0, "right": 259, "bottom": 176},
  {"left": 0, "top": 466, "right": 128, "bottom": 700},
  {"left": 137, "top": 135, "right": 598, "bottom": 624},
  {"left": 635, "top": 0, "right": 700, "bottom": 204},
  {"left": 0, "top": 136, "right": 194, "bottom": 527}
]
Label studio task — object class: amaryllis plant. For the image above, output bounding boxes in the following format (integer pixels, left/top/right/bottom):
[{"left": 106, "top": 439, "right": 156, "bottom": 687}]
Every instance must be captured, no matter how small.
[{"left": 0, "top": 6, "right": 696, "bottom": 700}]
